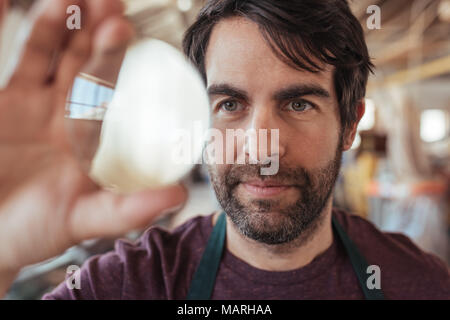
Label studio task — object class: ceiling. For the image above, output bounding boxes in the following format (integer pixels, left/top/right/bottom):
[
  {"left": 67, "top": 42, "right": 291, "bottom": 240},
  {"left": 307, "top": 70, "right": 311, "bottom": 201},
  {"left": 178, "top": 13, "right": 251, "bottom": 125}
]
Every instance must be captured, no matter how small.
[
  {"left": 123, "top": 0, "right": 450, "bottom": 85},
  {"left": 10, "top": 0, "right": 450, "bottom": 97}
]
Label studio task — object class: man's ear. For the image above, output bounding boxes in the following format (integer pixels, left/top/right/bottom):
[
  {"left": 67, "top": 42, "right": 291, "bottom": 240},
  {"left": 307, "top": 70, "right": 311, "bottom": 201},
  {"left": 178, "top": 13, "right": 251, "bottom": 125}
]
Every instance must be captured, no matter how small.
[{"left": 342, "top": 99, "right": 365, "bottom": 151}]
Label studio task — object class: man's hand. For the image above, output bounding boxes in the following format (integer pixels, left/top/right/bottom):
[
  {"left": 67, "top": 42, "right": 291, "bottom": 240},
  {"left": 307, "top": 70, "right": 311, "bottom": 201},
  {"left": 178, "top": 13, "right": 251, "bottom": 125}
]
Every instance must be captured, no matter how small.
[
  {"left": 0, "top": 0, "right": 7, "bottom": 25},
  {"left": 0, "top": 0, "right": 187, "bottom": 295}
]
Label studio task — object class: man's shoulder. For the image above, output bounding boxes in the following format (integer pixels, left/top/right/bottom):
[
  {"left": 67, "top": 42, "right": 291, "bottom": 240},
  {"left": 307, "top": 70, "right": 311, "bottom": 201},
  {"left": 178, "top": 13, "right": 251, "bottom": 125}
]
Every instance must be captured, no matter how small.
[
  {"left": 43, "top": 213, "right": 213, "bottom": 300},
  {"left": 115, "top": 213, "right": 212, "bottom": 275},
  {"left": 333, "top": 208, "right": 450, "bottom": 298},
  {"left": 127, "top": 213, "right": 212, "bottom": 253},
  {"left": 332, "top": 208, "right": 445, "bottom": 268}
]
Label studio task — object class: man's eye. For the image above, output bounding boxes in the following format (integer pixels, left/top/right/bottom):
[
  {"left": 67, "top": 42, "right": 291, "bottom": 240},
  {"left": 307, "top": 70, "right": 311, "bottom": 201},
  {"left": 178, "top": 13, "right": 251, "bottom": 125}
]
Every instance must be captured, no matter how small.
[
  {"left": 286, "top": 100, "right": 314, "bottom": 112},
  {"left": 219, "top": 100, "right": 241, "bottom": 112}
]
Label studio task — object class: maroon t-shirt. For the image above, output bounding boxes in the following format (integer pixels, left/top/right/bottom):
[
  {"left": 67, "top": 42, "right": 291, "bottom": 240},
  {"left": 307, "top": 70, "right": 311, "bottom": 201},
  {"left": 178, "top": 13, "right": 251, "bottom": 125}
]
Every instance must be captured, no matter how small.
[{"left": 43, "top": 209, "right": 450, "bottom": 300}]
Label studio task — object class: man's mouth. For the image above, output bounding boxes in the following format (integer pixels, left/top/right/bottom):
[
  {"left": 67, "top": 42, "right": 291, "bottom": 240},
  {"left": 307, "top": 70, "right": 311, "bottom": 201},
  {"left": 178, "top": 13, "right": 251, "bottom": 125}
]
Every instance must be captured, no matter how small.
[{"left": 240, "top": 179, "right": 294, "bottom": 198}]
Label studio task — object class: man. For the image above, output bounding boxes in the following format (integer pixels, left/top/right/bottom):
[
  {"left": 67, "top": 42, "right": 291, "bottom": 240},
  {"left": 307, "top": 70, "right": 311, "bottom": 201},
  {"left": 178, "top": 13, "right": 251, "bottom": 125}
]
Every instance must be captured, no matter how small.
[{"left": 0, "top": 0, "right": 449, "bottom": 299}]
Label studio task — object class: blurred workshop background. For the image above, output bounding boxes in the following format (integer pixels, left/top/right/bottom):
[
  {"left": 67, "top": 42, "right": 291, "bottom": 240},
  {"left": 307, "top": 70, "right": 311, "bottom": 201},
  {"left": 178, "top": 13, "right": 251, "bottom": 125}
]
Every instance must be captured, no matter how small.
[{"left": 1, "top": 0, "right": 449, "bottom": 299}]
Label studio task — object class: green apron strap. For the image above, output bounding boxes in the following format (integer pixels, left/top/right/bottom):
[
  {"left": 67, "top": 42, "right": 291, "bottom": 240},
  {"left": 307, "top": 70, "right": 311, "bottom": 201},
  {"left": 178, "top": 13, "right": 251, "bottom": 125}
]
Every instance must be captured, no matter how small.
[
  {"left": 186, "top": 212, "right": 227, "bottom": 300},
  {"left": 332, "top": 216, "right": 385, "bottom": 300}
]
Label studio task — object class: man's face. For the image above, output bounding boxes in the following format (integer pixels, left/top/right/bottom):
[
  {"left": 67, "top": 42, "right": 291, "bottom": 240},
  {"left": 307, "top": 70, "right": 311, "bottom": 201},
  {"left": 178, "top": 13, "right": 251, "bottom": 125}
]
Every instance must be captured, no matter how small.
[{"left": 204, "top": 17, "right": 345, "bottom": 245}]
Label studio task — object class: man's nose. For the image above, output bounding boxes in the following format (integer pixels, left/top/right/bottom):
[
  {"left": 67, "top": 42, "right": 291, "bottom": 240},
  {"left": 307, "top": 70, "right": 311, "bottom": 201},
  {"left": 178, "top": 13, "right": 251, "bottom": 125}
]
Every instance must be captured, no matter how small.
[{"left": 243, "top": 105, "right": 285, "bottom": 163}]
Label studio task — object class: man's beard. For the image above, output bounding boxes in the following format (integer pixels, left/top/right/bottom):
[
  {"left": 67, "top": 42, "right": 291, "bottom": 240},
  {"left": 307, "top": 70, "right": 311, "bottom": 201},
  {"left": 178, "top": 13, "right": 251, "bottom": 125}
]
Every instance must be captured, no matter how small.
[{"left": 207, "top": 140, "right": 343, "bottom": 246}]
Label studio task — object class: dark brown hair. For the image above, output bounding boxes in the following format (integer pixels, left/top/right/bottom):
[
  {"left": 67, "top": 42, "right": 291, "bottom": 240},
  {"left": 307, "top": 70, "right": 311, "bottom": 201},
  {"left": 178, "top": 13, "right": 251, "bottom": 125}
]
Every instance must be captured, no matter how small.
[{"left": 182, "top": 0, "right": 374, "bottom": 130}]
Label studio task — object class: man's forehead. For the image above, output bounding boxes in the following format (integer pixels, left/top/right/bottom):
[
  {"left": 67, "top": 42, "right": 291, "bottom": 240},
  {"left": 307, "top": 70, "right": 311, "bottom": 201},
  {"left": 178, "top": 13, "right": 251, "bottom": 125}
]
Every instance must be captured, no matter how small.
[{"left": 204, "top": 17, "right": 335, "bottom": 94}]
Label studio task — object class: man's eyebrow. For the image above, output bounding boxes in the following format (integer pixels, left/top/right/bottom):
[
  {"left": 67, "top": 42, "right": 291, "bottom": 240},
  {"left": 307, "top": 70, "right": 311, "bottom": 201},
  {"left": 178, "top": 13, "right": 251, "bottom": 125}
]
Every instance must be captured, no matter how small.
[
  {"left": 273, "top": 84, "right": 331, "bottom": 102},
  {"left": 207, "top": 84, "right": 249, "bottom": 101}
]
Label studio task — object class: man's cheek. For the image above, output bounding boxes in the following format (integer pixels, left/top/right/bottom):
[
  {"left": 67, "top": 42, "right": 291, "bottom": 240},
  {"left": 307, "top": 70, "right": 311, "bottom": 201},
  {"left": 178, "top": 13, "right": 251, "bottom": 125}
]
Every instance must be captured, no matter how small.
[
  {"left": 207, "top": 163, "right": 227, "bottom": 184},
  {"left": 289, "top": 130, "right": 339, "bottom": 169}
]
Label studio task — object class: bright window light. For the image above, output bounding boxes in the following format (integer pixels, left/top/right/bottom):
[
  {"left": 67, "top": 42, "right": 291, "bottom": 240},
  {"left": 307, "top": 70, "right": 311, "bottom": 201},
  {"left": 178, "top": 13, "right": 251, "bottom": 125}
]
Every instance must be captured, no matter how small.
[
  {"left": 177, "top": 0, "right": 192, "bottom": 12},
  {"left": 358, "top": 98, "right": 375, "bottom": 131},
  {"left": 420, "top": 109, "right": 448, "bottom": 142},
  {"left": 351, "top": 132, "right": 361, "bottom": 150}
]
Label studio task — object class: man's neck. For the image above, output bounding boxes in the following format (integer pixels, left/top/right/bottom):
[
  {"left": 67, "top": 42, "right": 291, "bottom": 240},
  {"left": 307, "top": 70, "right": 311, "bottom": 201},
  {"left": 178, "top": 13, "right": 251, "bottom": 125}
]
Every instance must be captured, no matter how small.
[{"left": 216, "top": 200, "right": 334, "bottom": 272}]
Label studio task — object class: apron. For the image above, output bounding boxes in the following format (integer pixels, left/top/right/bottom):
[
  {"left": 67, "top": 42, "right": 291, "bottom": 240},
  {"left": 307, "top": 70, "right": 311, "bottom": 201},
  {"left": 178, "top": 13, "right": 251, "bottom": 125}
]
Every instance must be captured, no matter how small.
[{"left": 186, "top": 212, "right": 385, "bottom": 300}]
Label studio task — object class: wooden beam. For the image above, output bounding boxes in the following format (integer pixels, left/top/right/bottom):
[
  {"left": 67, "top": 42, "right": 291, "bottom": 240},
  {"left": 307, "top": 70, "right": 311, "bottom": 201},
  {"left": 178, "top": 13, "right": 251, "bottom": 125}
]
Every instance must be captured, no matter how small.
[{"left": 368, "top": 54, "right": 450, "bottom": 92}]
